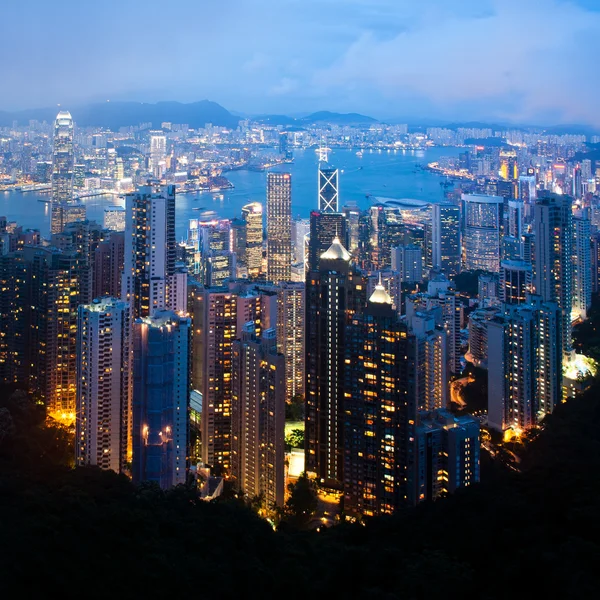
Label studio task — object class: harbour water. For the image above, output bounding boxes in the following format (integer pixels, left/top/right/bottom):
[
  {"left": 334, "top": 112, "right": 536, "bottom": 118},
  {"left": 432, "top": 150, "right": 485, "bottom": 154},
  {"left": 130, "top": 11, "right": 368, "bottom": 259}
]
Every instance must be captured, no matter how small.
[{"left": 0, "top": 147, "right": 460, "bottom": 240}]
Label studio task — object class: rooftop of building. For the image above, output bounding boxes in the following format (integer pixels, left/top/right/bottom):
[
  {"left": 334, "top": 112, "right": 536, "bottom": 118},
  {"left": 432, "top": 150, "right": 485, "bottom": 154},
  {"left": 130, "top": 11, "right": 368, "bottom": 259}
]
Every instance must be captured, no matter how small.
[{"left": 320, "top": 236, "right": 351, "bottom": 261}]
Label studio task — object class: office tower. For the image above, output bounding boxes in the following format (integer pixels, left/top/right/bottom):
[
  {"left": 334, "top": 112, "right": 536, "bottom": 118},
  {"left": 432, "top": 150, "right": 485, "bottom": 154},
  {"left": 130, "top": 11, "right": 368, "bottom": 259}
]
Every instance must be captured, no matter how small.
[
  {"left": 51, "top": 110, "right": 75, "bottom": 204},
  {"left": 275, "top": 281, "right": 305, "bottom": 402},
  {"left": 292, "top": 217, "right": 310, "bottom": 266},
  {"left": 305, "top": 237, "right": 366, "bottom": 485},
  {"left": 573, "top": 209, "right": 591, "bottom": 321},
  {"left": 196, "top": 219, "right": 236, "bottom": 286},
  {"left": 488, "top": 296, "right": 562, "bottom": 432},
  {"left": 50, "top": 202, "right": 86, "bottom": 235},
  {"left": 462, "top": 194, "right": 503, "bottom": 272},
  {"left": 149, "top": 131, "right": 167, "bottom": 178},
  {"left": 278, "top": 131, "right": 288, "bottom": 156},
  {"left": 93, "top": 232, "right": 125, "bottom": 299},
  {"left": 506, "top": 199, "right": 524, "bottom": 239},
  {"left": 572, "top": 165, "right": 583, "bottom": 199},
  {"left": 342, "top": 202, "right": 360, "bottom": 254},
  {"left": 241, "top": 202, "right": 263, "bottom": 279},
  {"left": 230, "top": 218, "right": 247, "bottom": 277},
  {"left": 73, "top": 163, "right": 86, "bottom": 188},
  {"left": 193, "top": 289, "right": 238, "bottom": 470},
  {"left": 499, "top": 259, "right": 532, "bottom": 305},
  {"left": 231, "top": 325, "right": 285, "bottom": 507},
  {"left": 122, "top": 185, "right": 185, "bottom": 318},
  {"left": 266, "top": 173, "right": 292, "bottom": 283},
  {"left": 132, "top": 310, "right": 190, "bottom": 489},
  {"left": 431, "top": 203, "right": 461, "bottom": 276},
  {"left": 413, "top": 410, "right": 480, "bottom": 504},
  {"left": 103, "top": 206, "right": 126, "bottom": 232},
  {"left": 76, "top": 298, "right": 131, "bottom": 472},
  {"left": 343, "top": 284, "right": 417, "bottom": 516},
  {"left": 318, "top": 166, "right": 339, "bottom": 212},
  {"left": 308, "top": 210, "right": 348, "bottom": 272},
  {"left": 533, "top": 193, "right": 573, "bottom": 359},
  {"left": 391, "top": 244, "right": 423, "bottom": 283}
]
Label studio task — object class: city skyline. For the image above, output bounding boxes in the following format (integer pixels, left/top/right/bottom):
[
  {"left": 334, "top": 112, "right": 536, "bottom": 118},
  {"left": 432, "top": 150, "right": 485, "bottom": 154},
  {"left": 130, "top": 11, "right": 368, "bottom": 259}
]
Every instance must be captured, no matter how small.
[{"left": 2, "top": 1, "right": 600, "bottom": 127}]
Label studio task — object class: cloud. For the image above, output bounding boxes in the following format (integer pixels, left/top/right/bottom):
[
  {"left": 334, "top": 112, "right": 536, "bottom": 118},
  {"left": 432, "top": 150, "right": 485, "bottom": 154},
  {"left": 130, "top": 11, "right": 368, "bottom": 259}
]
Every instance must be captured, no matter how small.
[
  {"left": 312, "top": 0, "right": 600, "bottom": 124},
  {"left": 269, "top": 77, "right": 300, "bottom": 96}
]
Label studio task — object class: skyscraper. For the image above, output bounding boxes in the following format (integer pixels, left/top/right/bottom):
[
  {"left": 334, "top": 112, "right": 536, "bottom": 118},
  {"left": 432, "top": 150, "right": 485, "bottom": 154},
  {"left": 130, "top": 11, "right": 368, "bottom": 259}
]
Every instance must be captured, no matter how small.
[
  {"left": 51, "top": 110, "right": 74, "bottom": 205},
  {"left": 149, "top": 132, "right": 167, "bottom": 179},
  {"left": 275, "top": 281, "right": 305, "bottom": 402},
  {"left": 431, "top": 203, "right": 461, "bottom": 276},
  {"left": 462, "top": 194, "right": 503, "bottom": 272},
  {"left": 488, "top": 296, "right": 562, "bottom": 432},
  {"left": 50, "top": 202, "right": 86, "bottom": 235},
  {"left": 122, "top": 184, "right": 185, "bottom": 318},
  {"left": 132, "top": 310, "right": 190, "bottom": 489},
  {"left": 76, "top": 298, "right": 132, "bottom": 473},
  {"left": 533, "top": 193, "right": 573, "bottom": 360},
  {"left": 241, "top": 202, "right": 263, "bottom": 279},
  {"left": 573, "top": 209, "right": 591, "bottom": 321},
  {"left": 308, "top": 210, "right": 348, "bottom": 272},
  {"left": 499, "top": 259, "right": 532, "bottom": 305},
  {"left": 305, "top": 237, "right": 366, "bottom": 486},
  {"left": 193, "top": 288, "right": 238, "bottom": 470},
  {"left": 93, "top": 232, "right": 125, "bottom": 299},
  {"left": 266, "top": 173, "right": 292, "bottom": 283},
  {"left": 318, "top": 166, "right": 339, "bottom": 213},
  {"left": 343, "top": 283, "right": 417, "bottom": 516},
  {"left": 231, "top": 325, "right": 285, "bottom": 507},
  {"left": 391, "top": 244, "right": 423, "bottom": 282}
]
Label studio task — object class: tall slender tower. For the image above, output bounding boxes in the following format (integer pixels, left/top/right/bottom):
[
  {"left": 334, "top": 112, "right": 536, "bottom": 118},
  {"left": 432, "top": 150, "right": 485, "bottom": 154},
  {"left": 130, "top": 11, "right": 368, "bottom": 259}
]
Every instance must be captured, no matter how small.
[
  {"left": 76, "top": 298, "right": 132, "bottom": 473},
  {"left": 533, "top": 193, "right": 573, "bottom": 360},
  {"left": 231, "top": 325, "right": 285, "bottom": 507},
  {"left": 51, "top": 111, "right": 74, "bottom": 204},
  {"left": 318, "top": 166, "right": 339, "bottom": 213},
  {"left": 132, "top": 310, "right": 190, "bottom": 489},
  {"left": 266, "top": 173, "right": 292, "bottom": 283},
  {"left": 121, "top": 184, "right": 186, "bottom": 318},
  {"left": 462, "top": 194, "right": 503, "bottom": 272},
  {"left": 241, "top": 202, "right": 264, "bottom": 279},
  {"left": 305, "top": 237, "right": 366, "bottom": 486},
  {"left": 431, "top": 203, "right": 461, "bottom": 277}
]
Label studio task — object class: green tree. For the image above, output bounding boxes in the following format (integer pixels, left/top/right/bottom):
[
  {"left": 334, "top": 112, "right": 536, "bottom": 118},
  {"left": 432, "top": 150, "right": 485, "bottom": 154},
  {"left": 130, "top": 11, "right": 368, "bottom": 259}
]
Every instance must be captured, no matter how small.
[
  {"left": 284, "top": 428, "right": 304, "bottom": 451},
  {"left": 282, "top": 472, "right": 318, "bottom": 529}
]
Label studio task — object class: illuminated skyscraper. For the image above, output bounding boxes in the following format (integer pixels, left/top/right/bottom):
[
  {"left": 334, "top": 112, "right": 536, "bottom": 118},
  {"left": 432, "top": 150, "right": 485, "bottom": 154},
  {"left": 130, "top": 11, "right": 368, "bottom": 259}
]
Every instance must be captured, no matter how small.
[
  {"left": 533, "top": 193, "right": 573, "bottom": 359},
  {"left": 149, "top": 131, "right": 167, "bottom": 179},
  {"left": 93, "top": 232, "right": 125, "bottom": 300},
  {"left": 76, "top": 298, "right": 132, "bottom": 473},
  {"left": 431, "top": 203, "right": 461, "bottom": 276},
  {"left": 122, "top": 185, "right": 186, "bottom": 318},
  {"left": 132, "top": 310, "right": 190, "bottom": 489},
  {"left": 318, "top": 166, "right": 339, "bottom": 212},
  {"left": 50, "top": 202, "right": 86, "bottom": 235},
  {"left": 193, "top": 288, "right": 238, "bottom": 470},
  {"left": 391, "top": 244, "right": 423, "bottom": 282},
  {"left": 343, "top": 283, "right": 417, "bottom": 516},
  {"left": 462, "top": 194, "right": 503, "bottom": 272},
  {"left": 275, "top": 281, "right": 305, "bottom": 402},
  {"left": 308, "top": 210, "right": 347, "bottom": 272},
  {"left": 103, "top": 206, "right": 126, "bottom": 232},
  {"left": 266, "top": 173, "right": 292, "bottom": 283},
  {"left": 241, "top": 202, "right": 263, "bottom": 279},
  {"left": 488, "top": 296, "right": 562, "bottom": 432},
  {"left": 305, "top": 238, "right": 366, "bottom": 485},
  {"left": 500, "top": 259, "right": 532, "bottom": 305},
  {"left": 51, "top": 110, "right": 74, "bottom": 204},
  {"left": 232, "top": 325, "right": 285, "bottom": 507},
  {"left": 573, "top": 209, "right": 591, "bottom": 321}
]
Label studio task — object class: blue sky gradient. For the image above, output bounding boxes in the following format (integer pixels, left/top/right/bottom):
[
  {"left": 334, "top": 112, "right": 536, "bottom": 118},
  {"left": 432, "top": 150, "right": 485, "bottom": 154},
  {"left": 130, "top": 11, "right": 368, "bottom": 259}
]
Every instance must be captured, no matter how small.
[{"left": 2, "top": 0, "right": 599, "bottom": 125}]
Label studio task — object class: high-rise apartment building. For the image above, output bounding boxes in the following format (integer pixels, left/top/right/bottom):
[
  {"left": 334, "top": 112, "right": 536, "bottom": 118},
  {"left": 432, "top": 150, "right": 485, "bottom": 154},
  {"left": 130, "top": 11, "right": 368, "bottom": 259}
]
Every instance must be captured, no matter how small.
[
  {"left": 132, "top": 310, "right": 190, "bottom": 489},
  {"left": 533, "top": 193, "right": 573, "bottom": 359},
  {"left": 121, "top": 184, "right": 186, "bottom": 318},
  {"left": 391, "top": 244, "right": 423, "bottom": 282},
  {"left": 305, "top": 238, "right": 366, "bottom": 486},
  {"left": 76, "top": 298, "right": 131, "bottom": 473},
  {"left": 93, "top": 232, "right": 125, "bottom": 299},
  {"left": 343, "top": 284, "right": 417, "bottom": 516},
  {"left": 488, "top": 296, "right": 562, "bottom": 432},
  {"left": 266, "top": 173, "right": 292, "bottom": 283},
  {"left": 318, "top": 166, "right": 339, "bottom": 213},
  {"left": 431, "top": 203, "right": 461, "bottom": 276},
  {"left": 275, "top": 281, "right": 305, "bottom": 402},
  {"left": 149, "top": 132, "right": 167, "bottom": 179},
  {"left": 103, "top": 206, "right": 126, "bottom": 232},
  {"left": 232, "top": 325, "right": 285, "bottom": 507},
  {"left": 573, "top": 209, "right": 591, "bottom": 321},
  {"left": 499, "top": 259, "right": 532, "bottom": 305},
  {"left": 51, "top": 110, "right": 74, "bottom": 204},
  {"left": 462, "top": 194, "right": 503, "bottom": 272},
  {"left": 241, "top": 202, "right": 263, "bottom": 279}
]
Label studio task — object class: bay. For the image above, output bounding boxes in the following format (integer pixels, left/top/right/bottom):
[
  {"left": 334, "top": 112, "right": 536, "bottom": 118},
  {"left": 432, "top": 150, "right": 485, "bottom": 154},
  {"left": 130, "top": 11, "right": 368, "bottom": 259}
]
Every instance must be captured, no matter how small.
[{"left": 0, "top": 147, "right": 460, "bottom": 240}]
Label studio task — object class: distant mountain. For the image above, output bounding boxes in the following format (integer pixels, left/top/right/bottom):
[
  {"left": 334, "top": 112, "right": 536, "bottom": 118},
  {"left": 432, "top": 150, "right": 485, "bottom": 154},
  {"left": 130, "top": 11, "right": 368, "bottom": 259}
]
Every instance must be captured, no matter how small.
[
  {"left": 300, "top": 111, "right": 377, "bottom": 124},
  {"left": 253, "top": 114, "right": 299, "bottom": 126},
  {"left": 0, "top": 100, "right": 240, "bottom": 129}
]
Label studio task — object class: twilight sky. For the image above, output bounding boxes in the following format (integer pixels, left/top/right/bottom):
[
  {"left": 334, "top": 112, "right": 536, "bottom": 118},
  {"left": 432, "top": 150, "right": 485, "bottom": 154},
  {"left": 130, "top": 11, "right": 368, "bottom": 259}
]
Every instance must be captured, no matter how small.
[{"left": 2, "top": 0, "right": 600, "bottom": 125}]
